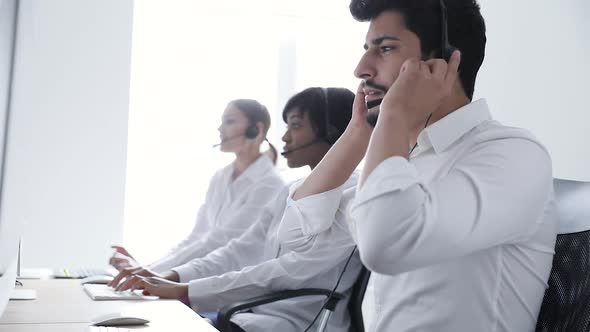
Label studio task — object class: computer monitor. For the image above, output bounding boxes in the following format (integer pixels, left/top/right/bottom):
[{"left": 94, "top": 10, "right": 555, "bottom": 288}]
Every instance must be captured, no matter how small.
[{"left": 0, "top": 0, "right": 22, "bottom": 317}]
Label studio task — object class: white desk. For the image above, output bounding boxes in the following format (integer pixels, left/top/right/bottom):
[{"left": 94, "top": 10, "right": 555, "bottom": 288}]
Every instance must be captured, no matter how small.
[
  {"left": 0, "top": 324, "right": 146, "bottom": 331},
  {"left": 0, "top": 279, "right": 218, "bottom": 331}
]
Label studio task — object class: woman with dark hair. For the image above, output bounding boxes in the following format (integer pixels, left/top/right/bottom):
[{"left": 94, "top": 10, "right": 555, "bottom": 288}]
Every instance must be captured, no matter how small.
[
  {"left": 281, "top": 87, "right": 355, "bottom": 169},
  {"left": 109, "top": 99, "right": 284, "bottom": 275}
]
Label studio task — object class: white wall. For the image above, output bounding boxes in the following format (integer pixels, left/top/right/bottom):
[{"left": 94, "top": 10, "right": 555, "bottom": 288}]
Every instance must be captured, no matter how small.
[
  {"left": 476, "top": 0, "right": 590, "bottom": 181},
  {"left": 10, "top": 0, "right": 134, "bottom": 268}
]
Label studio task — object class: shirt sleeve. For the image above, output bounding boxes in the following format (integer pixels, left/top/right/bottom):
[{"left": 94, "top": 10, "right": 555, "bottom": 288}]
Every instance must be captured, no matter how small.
[
  {"left": 150, "top": 177, "right": 282, "bottom": 273},
  {"left": 171, "top": 205, "right": 275, "bottom": 282},
  {"left": 277, "top": 179, "right": 347, "bottom": 241},
  {"left": 349, "top": 137, "right": 553, "bottom": 275},
  {"left": 185, "top": 208, "right": 357, "bottom": 312}
]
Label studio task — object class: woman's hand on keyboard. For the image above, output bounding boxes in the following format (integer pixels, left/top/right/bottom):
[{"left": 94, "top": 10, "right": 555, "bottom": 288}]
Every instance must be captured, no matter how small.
[
  {"left": 109, "top": 266, "right": 162, "bottom": 291},
  {"left": 130, "top": 276, "right": 190, "bottom": 305}
]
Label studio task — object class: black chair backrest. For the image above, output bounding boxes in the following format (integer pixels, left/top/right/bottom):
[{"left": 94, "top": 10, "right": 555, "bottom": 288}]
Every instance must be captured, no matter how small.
[
  {"left": 536, "top": 230, "right": 590, "bottom": 331},
  {"left": 348, "top": 266, "right": 371, "bottom": 332},
  {"left": 535, "top": 179, "right": 590, "bottom": 332}
]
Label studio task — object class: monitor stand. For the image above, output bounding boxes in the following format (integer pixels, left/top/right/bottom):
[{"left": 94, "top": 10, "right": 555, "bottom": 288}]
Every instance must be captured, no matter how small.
[
  {"left": 9, "top": 240, "right": 37, "bottom": 300},
  {"left": 10, "top": 288, "right": 36, "bottom": 300}
]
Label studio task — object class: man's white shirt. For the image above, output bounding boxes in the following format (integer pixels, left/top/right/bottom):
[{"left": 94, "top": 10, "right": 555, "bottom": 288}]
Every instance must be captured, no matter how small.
[
  {"left": 149, "top": 154, "right": 284, "bottom": 273},
  {"left": 296, "top": 99, "right": 556, "bottom": 331},
  {"left": 354, "top": 99, "right": 557, "bottom": 331}
]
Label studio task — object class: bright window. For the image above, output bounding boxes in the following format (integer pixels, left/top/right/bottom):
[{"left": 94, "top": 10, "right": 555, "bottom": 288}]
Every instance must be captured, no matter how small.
[{"left": 124, "top": 0, "right": 367, "bottom": 262}]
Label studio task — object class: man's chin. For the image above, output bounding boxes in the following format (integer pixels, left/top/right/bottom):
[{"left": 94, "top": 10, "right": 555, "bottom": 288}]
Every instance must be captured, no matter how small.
[
  {"left": 365, "top": 98, "right": 383, "bottom": 127},
  {"left": 365, "top": 98, "right": 383, "bottom": 110}
]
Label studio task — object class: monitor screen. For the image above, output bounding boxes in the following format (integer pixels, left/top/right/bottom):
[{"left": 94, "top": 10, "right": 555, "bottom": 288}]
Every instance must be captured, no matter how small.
[{"left": 0, "top": 0, "right": 21, "bottom": 317}]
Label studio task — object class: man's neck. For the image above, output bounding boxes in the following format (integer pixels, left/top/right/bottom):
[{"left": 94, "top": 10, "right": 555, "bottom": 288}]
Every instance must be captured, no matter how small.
[{"left": 409, "top": 92, "right": 471, "bottom": 148}]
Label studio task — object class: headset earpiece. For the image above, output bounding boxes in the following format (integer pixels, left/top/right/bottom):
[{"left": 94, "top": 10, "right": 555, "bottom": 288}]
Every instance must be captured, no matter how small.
[
  {"left": 440, "top": 0, "right": 457, "bottom": 63},
  {"left": 322, "top": 88, "right": 340, "bottom": 144},
  {"left": 245, "top": 125, "right": 259, "bottom": 139}
]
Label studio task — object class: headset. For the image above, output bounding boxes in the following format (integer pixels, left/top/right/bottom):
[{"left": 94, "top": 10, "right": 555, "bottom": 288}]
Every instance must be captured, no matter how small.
[
  {"left": 439, "top": 0, "right": 457, "bottom": 62},
  {"left": 244, "top": 124, "right": 259, "bottom": 139},
  {"left": 303, "top": 2, "right": 455, "bottom": 330},
  {"left": 212, "top": 123, "right": 259, "bottom": 148},
  {"left": 321, "top": 88, "right": 341, "bottom": 145}
]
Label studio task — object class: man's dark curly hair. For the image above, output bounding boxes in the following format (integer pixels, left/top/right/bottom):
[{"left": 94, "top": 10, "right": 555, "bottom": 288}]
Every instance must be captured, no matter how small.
[{"left": 350, "top": 0, "right": 486, "bottom": 99}]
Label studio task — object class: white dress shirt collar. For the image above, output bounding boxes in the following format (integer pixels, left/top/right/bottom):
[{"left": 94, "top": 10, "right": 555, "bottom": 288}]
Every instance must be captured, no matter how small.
[
  {"left": 415, "top": 98, "right": 492, "bottom": 156},
  {"left": 228, "top": 154, "right": 274, "bottom": 186}
]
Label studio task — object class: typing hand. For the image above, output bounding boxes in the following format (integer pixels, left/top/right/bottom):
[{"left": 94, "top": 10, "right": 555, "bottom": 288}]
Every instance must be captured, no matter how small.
[
  {"left": 108, "top": 266, "right": 160, "bottom": 291},
  {"left": 130, "top": 276, "right": 190, "bottom": 305},
  {"left": 380, "top": 50, "right": 461, "bottom": 129},
  {"left": 109, "top": 245, "right": 139, "bottom": 271},
  {"left": 110, "top": 245, "right": 133, "bottom": 258}
]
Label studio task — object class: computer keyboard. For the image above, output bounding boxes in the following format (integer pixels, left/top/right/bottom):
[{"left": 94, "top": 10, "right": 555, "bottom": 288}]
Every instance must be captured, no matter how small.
[
  {"left": 83, "top": 284, "right": 159, "bottom": 301},
  {"left": 53, "top": 267, "right": 117, "bottom": 279}
]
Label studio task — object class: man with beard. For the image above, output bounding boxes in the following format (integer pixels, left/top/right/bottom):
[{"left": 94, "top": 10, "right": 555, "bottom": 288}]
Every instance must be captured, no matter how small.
[{"left": 287, "top": 0, "right": 557, "bottom": 331}]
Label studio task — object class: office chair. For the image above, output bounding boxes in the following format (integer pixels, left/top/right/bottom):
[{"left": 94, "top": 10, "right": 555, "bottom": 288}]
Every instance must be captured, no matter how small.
[
  {"left": 347, "top": 266, "right": 370, "bottom": 332},
  {"left": 216, "top": 266, "right": 371, "bottom": 332},
  {"left": 536, "top": 179, "right": 590, "bottom": 332}
]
